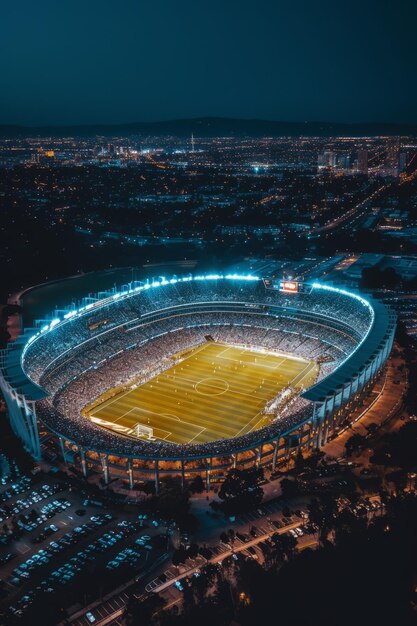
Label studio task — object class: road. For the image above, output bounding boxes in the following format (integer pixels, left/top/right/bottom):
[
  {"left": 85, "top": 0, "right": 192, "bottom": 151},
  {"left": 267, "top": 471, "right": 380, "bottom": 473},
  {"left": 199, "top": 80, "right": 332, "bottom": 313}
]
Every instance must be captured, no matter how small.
[{"left": 307, "top": 182, "right": 388, "bottom": 237}]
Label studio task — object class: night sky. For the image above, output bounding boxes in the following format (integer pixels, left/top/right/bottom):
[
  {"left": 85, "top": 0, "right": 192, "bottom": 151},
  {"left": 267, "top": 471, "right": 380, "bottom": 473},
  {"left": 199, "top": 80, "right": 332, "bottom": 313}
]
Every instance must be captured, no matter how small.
[{"left": 1, "top": 0, "right": 416, "bottom": 126}]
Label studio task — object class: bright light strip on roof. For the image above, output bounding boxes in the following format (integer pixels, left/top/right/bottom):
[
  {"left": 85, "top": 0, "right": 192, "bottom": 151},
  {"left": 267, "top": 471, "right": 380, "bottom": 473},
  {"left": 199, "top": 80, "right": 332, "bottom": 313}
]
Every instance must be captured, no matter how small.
[
  {"left": 63, "top": 310, "right": 77, "bottom": 320},
  {"left": 21, "top": 274, "right": 261, "bottom": 357},
  {"left": 311, "top": 282, "right": 373, "bottom": 314},
  {"left": 311, "top": 282, "right": 375, "bottom": 370},
  {"left": 24, "top": 278, "right": 374, "bottom": 352}
]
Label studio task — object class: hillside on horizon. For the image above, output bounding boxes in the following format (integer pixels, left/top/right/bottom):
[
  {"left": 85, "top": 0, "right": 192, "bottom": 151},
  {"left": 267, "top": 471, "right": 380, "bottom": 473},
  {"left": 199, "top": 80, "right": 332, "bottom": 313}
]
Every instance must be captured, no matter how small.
[{"left": 0, "top": 117, "right": 416, "bottom": 138}]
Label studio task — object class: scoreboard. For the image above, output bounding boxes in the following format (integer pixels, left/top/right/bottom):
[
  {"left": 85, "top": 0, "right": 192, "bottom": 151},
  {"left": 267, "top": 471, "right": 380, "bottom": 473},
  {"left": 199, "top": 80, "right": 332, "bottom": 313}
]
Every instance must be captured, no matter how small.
[
  {"left": 263, "top": 278, "right": 310, "bottom": 294},
  {"left": 279, "top": 280, "right": 299, "bottom": 293}
]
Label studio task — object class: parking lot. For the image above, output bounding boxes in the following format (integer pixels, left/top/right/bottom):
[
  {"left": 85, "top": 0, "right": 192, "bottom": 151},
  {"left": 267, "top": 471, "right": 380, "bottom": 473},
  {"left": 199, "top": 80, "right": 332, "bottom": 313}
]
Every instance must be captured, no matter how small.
[
  {"left": 0, "top": 450, "right": 385, "bottom": 626},
  {"left": 0, "top": 455, "right": 169, "bottom": 623}
]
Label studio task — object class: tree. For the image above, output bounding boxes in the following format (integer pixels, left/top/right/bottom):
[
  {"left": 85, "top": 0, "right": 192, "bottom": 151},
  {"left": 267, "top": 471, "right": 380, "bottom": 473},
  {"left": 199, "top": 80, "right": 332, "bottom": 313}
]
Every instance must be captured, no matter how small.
[
  {"left": 188, "top": 475, "right": 204, "bottom": 494},
  {"left": 345, "top": 433, "right": 367, "bottom": 457},
  {"left": 307, "top": 493, "right": 339, "bottom": 543},
  {"left": 124, "top": 594, "right": 164, "bottom": 625},
  {"left": 386, "top": 469, "right": 408, "bottom": 494},
  {"left": 219, "top": 531, "right": 229, "bottom": 544},
  {"left": 150, "top": 476, "right": 198, "bottom": 531},
  {"left": 294, "top": 448, "right": 305, "bottom": 473},
  {"left": 303, "top": 449, "right": 325, "bottom": 471},
  {"left": 280, "top": 477, "right": 299, "bottom": 498},
  {"left": 270, "top": 532, "right": 298, "bottom": 560},
  {"left": 371, "top": 421, "right": 417, "bottom": 472},
  {"left": 212, "top": 467, "right": 264, "bottom": 516},
  {"left": 172, "top": 545, "right": 187, "bottom": 566},
  {"left": 150, "top": 533, "right": 168, "bottom": 551}
]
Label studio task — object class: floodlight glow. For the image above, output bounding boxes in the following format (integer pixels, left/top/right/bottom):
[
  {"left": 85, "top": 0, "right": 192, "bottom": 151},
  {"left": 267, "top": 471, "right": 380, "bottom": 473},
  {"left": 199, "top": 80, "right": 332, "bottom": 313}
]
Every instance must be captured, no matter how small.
[
  {"left": 225, "top": 273, "right": 259, "bottom": 281},
  {"left": 311, "top": 282, "right": 373, "bottom": 314},
  {"left": 23, "top": 274, "right": 374, "bottom": 367}
]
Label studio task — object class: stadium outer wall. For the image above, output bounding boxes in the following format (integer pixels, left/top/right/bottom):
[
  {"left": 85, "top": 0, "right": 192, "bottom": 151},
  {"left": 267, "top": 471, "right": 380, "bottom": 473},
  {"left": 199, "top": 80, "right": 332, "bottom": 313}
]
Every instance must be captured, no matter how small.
[{"left": 0, "top": 275, "right": 396, "bottom": 491}]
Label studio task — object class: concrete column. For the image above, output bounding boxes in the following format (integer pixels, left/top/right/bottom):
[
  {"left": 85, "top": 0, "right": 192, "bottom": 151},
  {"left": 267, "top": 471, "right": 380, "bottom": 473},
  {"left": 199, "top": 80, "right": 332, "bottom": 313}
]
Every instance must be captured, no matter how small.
[
  {"left": 321, "top": 421, "right": 329, "bottom": 446},
  {"left": 155, "top": 460, "right": 160, "bottom": 494},
  {"left": 272, "top": 440, "right": 279, "bottom": 472},
  {"left": 80, "top": 448, "right": 88, "bottom": 478},
  {"left": 315, "top": 418, "right": 323, "bottom": 449},
  {"left": 206, "top": 457, "right": 212, "bottom": 491},
  {"left": 256, "top": 444, "right": 263, "bottom": 468},
  {"left": 101, "top": 454, "right": 109, "bottom": 485},
  {"left": 127, "top": 458, "right": 134, "bottom": 490},
  {"left": 285, "top": 436, "right": 291, "bottom": 459},
  {"left": 59, "top": 437, "right": 67, "bottom": 464}
]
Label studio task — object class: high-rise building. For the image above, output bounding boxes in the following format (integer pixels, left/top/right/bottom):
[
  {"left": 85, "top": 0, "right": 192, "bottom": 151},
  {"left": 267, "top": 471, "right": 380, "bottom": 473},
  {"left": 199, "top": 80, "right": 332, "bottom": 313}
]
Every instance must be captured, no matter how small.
[
  {"left": 337, "top": 154, "right": 351, "bottom": 170},
  {"left": 325, "top": 151, "right": 337, "bottom": 168},
  {"left": 384, "top": 138, "right": 400, "bottom": 177},
  {"left": 399, "top": 151, "right": 407, "bottom": 174},
  {"left": 318, "top": 150, "right": 337, "bottom": 170},
  {"left": 357, "top": 149, "right": 368, "bottom": 175}
]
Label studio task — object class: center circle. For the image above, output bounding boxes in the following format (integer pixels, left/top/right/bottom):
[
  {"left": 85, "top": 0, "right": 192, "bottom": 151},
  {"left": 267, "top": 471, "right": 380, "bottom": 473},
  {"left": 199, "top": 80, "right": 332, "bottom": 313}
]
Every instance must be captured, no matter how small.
[{"left": 195, "top": 377, "right": 229, "bottom": 396}]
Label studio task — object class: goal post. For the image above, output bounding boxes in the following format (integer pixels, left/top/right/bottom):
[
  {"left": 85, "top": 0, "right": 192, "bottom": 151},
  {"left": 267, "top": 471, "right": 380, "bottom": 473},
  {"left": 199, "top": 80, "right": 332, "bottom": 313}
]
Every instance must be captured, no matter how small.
[{"left": 128, "top": 423, "right": 156, "bottom": 440}]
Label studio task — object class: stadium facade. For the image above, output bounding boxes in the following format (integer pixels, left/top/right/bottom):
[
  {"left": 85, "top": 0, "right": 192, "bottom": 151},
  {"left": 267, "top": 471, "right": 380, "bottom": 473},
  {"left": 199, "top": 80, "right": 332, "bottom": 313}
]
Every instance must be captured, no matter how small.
[{"left": 0, "top": 274, "right": 396, "bottom": 490}]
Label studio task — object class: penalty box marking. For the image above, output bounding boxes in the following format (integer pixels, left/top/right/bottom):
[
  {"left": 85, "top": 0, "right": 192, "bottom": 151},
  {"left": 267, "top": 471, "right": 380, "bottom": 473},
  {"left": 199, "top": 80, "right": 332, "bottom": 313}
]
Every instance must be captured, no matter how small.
[
  {"left": 114, "top": 406, "right": 206, "bottom": 441},
  {"left": 217, "top": 347, "right": 289, "bottom": 370},
  {"left": 233, "top": 363, "right": 315, "bottom": 437}
]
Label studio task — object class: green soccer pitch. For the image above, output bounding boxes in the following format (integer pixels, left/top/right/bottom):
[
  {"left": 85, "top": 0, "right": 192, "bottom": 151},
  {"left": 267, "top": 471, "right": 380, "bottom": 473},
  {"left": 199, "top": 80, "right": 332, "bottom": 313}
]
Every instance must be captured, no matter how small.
[{"left": 85, "top": 342, "right": 318, "bottom": 444}]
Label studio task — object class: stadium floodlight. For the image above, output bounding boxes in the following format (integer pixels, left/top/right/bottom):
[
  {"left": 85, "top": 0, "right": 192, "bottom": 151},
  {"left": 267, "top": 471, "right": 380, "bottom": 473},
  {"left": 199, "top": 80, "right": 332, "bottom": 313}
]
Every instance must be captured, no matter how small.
[
  {"left": 63, "top": 310, "right": 77, "bottom": 319},
  {"left": 21, "top": 274, "right": 375, "bottom": 373},
  {"left": 311, "top": 282, "right": 373, "bottom": 314},
  {"left": 225, "top": 273, "right": 259, "bottom": 281},
  {"left": 21, "top": 272, "right": 262, "bottom": 353}
]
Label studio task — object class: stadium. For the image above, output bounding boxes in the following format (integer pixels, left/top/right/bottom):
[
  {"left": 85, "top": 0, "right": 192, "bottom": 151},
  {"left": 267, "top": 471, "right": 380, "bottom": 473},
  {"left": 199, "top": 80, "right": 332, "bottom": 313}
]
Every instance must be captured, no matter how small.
[{"left": 0, "top": 274, "right": 396, "bottom": 491}]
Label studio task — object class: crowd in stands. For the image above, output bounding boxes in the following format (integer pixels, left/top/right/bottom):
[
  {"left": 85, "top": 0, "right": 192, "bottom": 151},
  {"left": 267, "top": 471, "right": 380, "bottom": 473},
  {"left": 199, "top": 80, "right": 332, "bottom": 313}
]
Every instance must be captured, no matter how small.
[
  {"left": 21, "top": 278, "right": 376, "bottom": 461},
  {"left": 39, "top": 311, "right": 356, "bottom": 396},
  {"left": 36, "top": 393, "right": 314, "bottom": 462},
  {"left": 23, "top": 278, "right": 372, "bottom": 383},
  {"left": 34, "top": 313, "right": 357, "bottom": 461}
]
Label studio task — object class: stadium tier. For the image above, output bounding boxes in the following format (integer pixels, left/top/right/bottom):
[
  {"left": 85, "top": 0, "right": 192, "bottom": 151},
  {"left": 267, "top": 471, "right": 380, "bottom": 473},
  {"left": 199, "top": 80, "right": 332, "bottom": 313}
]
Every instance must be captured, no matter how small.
[{"left": 0, "top": 274, "right": 396, "bottom": 490}]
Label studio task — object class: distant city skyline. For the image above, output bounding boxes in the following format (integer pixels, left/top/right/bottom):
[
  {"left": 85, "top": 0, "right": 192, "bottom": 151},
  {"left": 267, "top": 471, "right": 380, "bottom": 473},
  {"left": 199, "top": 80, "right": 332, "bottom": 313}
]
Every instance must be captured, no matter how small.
[{"left": 1, "top": 0, "right": 416, "bottom": 126}]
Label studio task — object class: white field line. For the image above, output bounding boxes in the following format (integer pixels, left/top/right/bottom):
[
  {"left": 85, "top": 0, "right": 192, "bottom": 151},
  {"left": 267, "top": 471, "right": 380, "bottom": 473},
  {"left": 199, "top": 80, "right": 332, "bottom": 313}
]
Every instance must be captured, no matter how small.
[
  {"left": 113, "top": 406, "right": 205, "bottom": 442},
  {"left": 233, "top": 409, "right": 263, "bottom": 437},
  {"left": 187, "top": 427, "right": 207, "bottom": 443}
]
